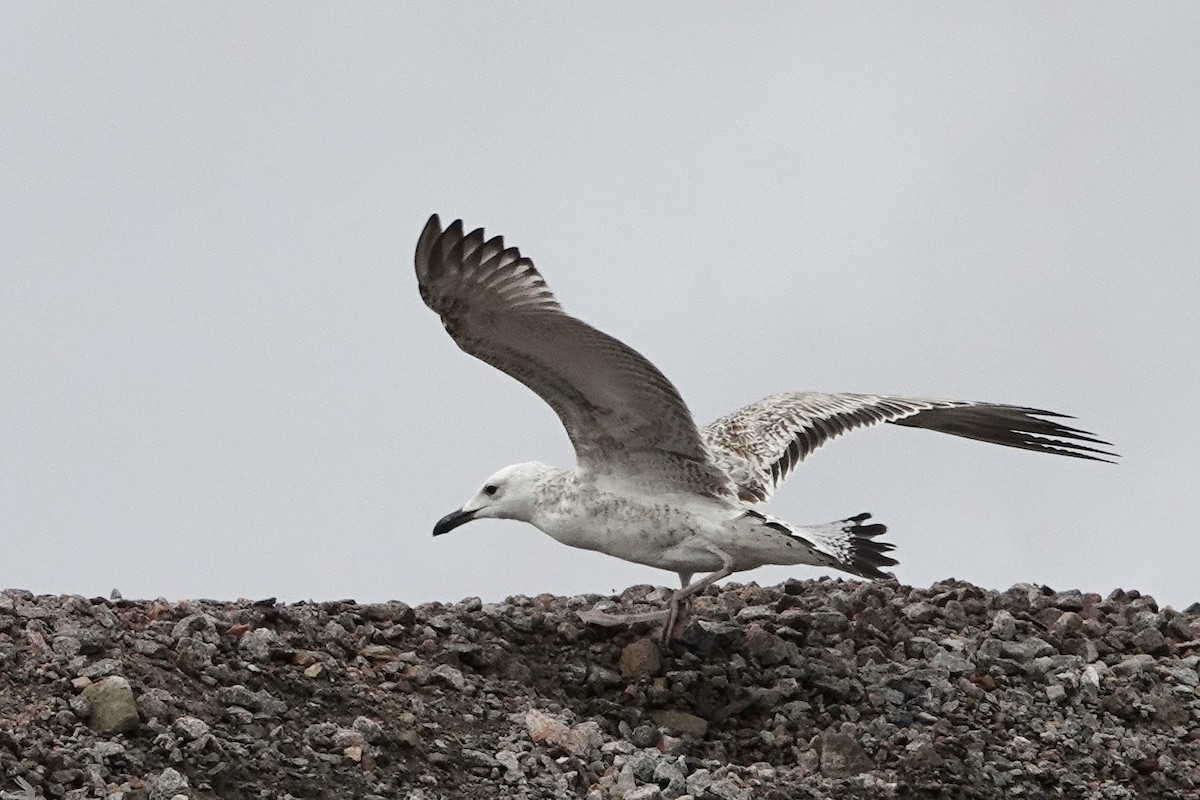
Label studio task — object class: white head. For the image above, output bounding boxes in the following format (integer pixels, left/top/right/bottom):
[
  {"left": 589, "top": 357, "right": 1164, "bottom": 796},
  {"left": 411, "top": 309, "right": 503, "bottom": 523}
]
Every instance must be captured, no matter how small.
[{"left": 432, "top": 462, "right": 552, "bottom": 536}]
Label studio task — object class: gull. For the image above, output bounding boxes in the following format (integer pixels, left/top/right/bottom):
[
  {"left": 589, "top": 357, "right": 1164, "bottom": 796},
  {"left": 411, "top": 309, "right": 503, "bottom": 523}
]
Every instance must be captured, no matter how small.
[{"left": 414, "top": 215, "right": 1116, "bottom": 639}]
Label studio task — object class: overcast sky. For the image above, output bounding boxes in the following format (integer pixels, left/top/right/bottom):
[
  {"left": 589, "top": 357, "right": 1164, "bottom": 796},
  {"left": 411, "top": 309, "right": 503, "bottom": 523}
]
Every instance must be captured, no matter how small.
[{"left": 3, "top": 5, "right": 1197, "bottom": 610}]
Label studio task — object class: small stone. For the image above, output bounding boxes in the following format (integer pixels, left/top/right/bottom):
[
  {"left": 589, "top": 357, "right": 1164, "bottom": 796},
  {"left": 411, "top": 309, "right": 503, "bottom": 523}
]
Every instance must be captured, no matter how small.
[
  {"left": 213, "top": 684, "right": 287, "bottom": 716},
  {"left": 686, "top": 768, "right": 714, "bottom": 797},
  {"left": 239, "top": 627, "right": 279, "bottom": 661},
  {"left": 78, "top": 658, "right": 122, "bottom": 678},
  {"left": 360, "top": 644, "right": 394, "bottom": 659},
  {"left": 658, "top": 734, "right": 685, "bottom": 754},
  {"left": 990, "top": 610, "right": 1017, "bottom": 640},
  {"left": 1132, "top": 755, "right": 1160, "bottom": 774},
  {"left": 1166, "top": 666, "right": 1199, "bottom": 686},
  {"left": 742, "top": 628, "right": 791, "bottom": 667},
  {"left": 930, "top": 649, "right": 975, "bottom": 674},
  {"left": 1113, "top": 654, "right": 1156, "bottom": 676},
  {"left": 149, "top": 767, "right": 189, "bottom": 800},
  {"left": 1052, "top": 590, "right": 1085, "bottom": 611},
  {"left": 254, "top": 689, "right": 288, "bottom": 717},
  {"left": 133, "top": 637, "right": 169, "bottom": 659},
  {"left": 304, "top": 721, "right": 339, "bottom": 748},
  {"left": 1051, "top": 611, "right": 1084, "bottom": 636},
  {"left": 623, "top": 787, "right": 664, "bottom": 800},
  {"left": 619, "top": 638, "right": 663, "bottom": 680},
  {"left": 820, "top": 730, "right": 873, "bottom": 777},
  {"left": 650, "top": 709, "right": 708, "bottom": 738},
  {"left": 812, "top": 610, "right": 849, "bottom": 633},
  {"left": 631, "top": 724, "right": 659, "bottom": 748},
  {"left": 495, "top": 749, "right": 522, "bottom": 776},
  {"left": 1029, "top": 654, "right": 1082, "bottom": 677},
  {"left": 304, "top": 662, "right": 325, "bottom": 678},
  {"left": 1046, "top": 684, "right": 1067, "bottom": 702},
  {"left": 707, "top": 777, "right": 751, "bottom": 800},
  {"left": 67, "top": 695, "right": 89, "bottom": 719},
  {"left": 1001, "top": 636, "right": 1056, "bottom": 661},
  {"left": 653, "top": 759, "right": 686, "bottom": 796},
  {"left": 613, "top": 762, "right": 636, "bottom": 795},
  {"left": 734, "top": 604, "right": 774, "bottom": 622},
  {"left": 361, "top": 601, "right": 416, "bottom": 624},
  {"left": 81, "top": 675, "right": 139, "bottom": 734},
  {"left": 628, "top": 750, "right": 660, "bottom": 781},
  {"left": 137, "top": 688, "right": 172, "bottom": 721},
  {"left": 171, "top": 613, "right": 217, "bottom": 640},
  {"left": 524, "top": 709, "right": 604, "bottom": 757},
  {"left": 172, "top": 715, "right": 210, "bottom": 741},
  {"left": 174, "top": 636, "right": 218, "bottom": 673},
  {"left": 903, "top": 603, "right": 938, "bottom": 624},
  {"left": 52, "top": 634, "right": 81, "bottom": 658},
  {"left": 333, "top": 728, "right": 366, "bottom": 749},
  {"left": 430, "top": 664, "right": 466, "bottom": 690},
  {"left": 352, "top": 715, "right": 384, "bottom": 743},
  {"left": 225, "top": 706, "right": 254, "bottom": 725},
  {"left": 1131, "top": 627, "right": 1169, "bottom": 657},
  {"left": 562, "top": 720, "right": 605, "bottom": 757}
]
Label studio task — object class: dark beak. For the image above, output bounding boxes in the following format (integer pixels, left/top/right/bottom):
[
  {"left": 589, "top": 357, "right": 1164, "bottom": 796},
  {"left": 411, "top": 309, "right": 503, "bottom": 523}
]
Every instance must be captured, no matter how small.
[{"left": 432, "top": 507, "right": 477, "bottom": 536}]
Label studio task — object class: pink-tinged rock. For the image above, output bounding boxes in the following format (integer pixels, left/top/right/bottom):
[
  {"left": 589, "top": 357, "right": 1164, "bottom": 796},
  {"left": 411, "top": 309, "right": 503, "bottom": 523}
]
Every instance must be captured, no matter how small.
[
  {"left": 524, "top": 709, "right": 604, "bottom": 756},
  {"left": 526, "top": 708, "right": 571, "bottom": 744}
]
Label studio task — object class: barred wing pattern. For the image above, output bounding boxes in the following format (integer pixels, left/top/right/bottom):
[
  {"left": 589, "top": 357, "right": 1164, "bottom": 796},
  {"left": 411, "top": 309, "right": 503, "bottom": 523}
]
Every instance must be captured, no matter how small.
[
  {"left": 415, "top": 215, "right": 733, "bottom": 496},
  {"left": 703, "top": 392, "right": 1117, "bottom": 503}
]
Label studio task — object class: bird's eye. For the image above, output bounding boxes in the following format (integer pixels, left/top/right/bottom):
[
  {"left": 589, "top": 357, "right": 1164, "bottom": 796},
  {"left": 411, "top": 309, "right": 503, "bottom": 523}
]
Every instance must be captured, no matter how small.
[{"left": 483, "top": 484, "right": 498, "bottom": 496}]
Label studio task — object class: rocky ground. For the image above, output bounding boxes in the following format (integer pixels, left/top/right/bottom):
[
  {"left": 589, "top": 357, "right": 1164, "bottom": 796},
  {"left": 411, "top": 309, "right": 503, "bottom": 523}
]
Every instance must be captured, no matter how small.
[{"left": 1, "top": 578, "right": 1198, "bottom": 800}]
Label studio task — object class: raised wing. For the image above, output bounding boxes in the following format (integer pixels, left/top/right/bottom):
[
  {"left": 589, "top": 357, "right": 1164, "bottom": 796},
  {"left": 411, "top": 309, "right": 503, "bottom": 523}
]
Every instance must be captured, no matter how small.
[
  {"left": 415, "top": 215, "right": 731, "bottom": 495},
  {"left": 703, "top": 392, "right": 1117, "bottom": 503}
]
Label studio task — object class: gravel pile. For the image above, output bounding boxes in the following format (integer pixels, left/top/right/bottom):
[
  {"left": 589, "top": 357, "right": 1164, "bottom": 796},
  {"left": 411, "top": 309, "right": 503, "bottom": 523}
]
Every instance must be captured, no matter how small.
[{"left": 2, "top": 578, "right": 1199, "bottom": 799}]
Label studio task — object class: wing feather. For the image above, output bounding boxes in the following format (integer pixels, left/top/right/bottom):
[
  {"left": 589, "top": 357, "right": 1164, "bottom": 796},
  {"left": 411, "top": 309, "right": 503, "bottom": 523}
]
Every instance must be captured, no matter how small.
[
  {"left": 415, "top": 215, "right": 731, "bottom": 495},
  {"left": 704, "top": 392, "right": 1117, "bottom": 503}
]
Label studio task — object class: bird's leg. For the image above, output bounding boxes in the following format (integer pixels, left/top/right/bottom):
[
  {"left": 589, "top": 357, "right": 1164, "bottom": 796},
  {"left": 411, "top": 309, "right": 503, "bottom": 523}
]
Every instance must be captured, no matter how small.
[
  {"left": 576, "top": 571, "right": 677, "bottom": 627},
  {"left": 576, "top": 607, "right": 671, "bottom": 627},
  {"left": 579, "top": 550, "right": 736, "bottom": 639},
  {"left": 660, "top": 547, "right": 735, "bottom": 643},
  {"left": 662, "top": 575, "right": 693, "bottom": 641},
  {"left": 663, "top": 595, "right": 693, "bottom": 641}
]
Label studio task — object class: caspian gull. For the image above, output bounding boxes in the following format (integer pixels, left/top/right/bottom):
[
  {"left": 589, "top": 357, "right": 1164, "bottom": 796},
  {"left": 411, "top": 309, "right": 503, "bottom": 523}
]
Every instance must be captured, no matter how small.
[{"left": 415, "top": 215, "right": 1116, "bottom": 638}]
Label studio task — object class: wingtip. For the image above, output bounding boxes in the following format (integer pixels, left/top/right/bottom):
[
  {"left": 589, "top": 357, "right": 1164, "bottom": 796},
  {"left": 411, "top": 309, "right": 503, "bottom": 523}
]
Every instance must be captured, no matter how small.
[
  {"left": 420, "top": 214, "right": 443, "bottom": 244},
  {"left": 415, "top": 214, "right": 444, "bottom": 273}
]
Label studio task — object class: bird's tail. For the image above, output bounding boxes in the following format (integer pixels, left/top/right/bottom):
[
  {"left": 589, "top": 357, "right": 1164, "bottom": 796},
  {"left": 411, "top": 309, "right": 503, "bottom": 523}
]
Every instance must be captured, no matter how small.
[
  {"left": 743, "top": 509, "right": 897, "bottom": 579},
  {"left": 807, "top": 512, "right": 896, "bottom": 580}
]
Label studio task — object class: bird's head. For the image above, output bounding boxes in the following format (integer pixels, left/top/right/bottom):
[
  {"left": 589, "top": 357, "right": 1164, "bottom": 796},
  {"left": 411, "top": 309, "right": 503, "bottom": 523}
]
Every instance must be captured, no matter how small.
[{"left": 432, "top": 461, "right": 552, "bottom": 536}]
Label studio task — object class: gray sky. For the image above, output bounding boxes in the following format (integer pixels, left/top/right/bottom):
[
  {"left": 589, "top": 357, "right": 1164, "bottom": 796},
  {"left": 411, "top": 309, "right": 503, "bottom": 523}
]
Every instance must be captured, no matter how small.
[{"left": 3, "top": 5, "right": 1197, "bottom": 609}]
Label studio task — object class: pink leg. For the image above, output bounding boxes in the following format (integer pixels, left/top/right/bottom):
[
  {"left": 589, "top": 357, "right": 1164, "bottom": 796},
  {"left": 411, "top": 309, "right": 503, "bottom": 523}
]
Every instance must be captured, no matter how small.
[
  {"left": 577, "top": 546, "right": 736, "bottom": 641},
  {"left": 659, "top": 546, "right": 735, "bottom": 643},
  {"left": 576, "top": 607, "right": 671, "bottom": 627}
]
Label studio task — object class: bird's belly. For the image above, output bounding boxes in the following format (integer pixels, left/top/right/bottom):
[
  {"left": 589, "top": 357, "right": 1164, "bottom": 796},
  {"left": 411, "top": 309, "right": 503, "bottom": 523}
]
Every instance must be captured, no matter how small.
[{"left": 538, "top": 499, "right": 727, "bottom": 573}]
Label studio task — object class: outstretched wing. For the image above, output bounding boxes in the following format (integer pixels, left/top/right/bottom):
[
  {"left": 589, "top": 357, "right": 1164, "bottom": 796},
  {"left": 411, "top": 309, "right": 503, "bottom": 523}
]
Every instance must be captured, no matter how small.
[
  {"left": 415, "top": 215, "right": 732, "bottom": 496},
  {"left": 703, "top": 392, "right": 1117, "bottom": 503}
]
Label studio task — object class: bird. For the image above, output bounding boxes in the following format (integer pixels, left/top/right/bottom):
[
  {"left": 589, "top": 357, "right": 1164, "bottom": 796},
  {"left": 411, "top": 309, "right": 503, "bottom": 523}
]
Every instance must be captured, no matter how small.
[{"left": 414, "top": 214, "right": 1116, "bottom": 639}]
